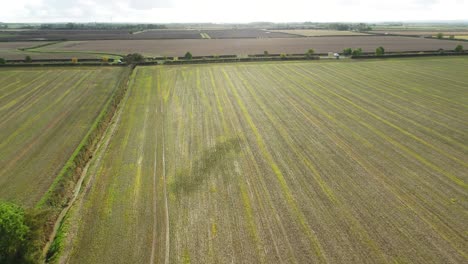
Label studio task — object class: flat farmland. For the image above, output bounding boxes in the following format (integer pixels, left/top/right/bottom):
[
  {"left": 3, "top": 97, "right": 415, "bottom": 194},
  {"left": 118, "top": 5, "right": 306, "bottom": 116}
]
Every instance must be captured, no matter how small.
[
  {"left": 372, "top": 30, "right": 468, "bottom": 36},
  {"left": 38, "top": 36, "right": 467, "bottom": 57},
  {"left": 0, "top": 67, "right": 127, "bottom": 206},
  {"left": 62, "top": 57, "right": 467, "bottom": 263},
  {"left": 271, "top": 29, "right": 370, "bottom": 36},
  {"left": 202, "top": 29, "right": 299, "bottom": 38},
  {"left": 0, "top": 41, "right": 106, "bottom": 60}
]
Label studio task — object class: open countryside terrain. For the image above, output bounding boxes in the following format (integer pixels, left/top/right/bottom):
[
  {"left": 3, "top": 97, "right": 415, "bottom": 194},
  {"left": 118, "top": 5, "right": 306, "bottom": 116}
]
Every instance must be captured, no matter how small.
[
  {"left": 271, "top": 29, "right": 370, "bottom": 36},
  {"left": 0, "top": 41, "right": 107, "bottom": 60},
  {"left": 36, "top": 36, "right": 467, "bottom": 57},
  {"left": 60, "top": 57, "right": 468, "bottom": 263},
  {"left": 0, "top": 67, "right": 127, "bottom": 206}
]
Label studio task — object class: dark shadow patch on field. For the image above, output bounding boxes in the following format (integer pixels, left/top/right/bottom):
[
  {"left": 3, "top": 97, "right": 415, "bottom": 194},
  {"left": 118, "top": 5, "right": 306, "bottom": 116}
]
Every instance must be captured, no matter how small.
[{"left": 170, "top": 137, "right": 242, "bottom": 196}]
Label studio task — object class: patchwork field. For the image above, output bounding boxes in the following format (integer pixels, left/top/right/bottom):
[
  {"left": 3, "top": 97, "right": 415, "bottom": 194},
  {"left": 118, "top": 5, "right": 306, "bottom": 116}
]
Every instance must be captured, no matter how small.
[
  {"left": 0, "top": 67, "right": 127, "bottom": 206},
  {"left": 38, "top": 36, "right": 467, "bottom": 57},
  {"left": 61, "top": 57, "right": 468, "bottom": 263}
]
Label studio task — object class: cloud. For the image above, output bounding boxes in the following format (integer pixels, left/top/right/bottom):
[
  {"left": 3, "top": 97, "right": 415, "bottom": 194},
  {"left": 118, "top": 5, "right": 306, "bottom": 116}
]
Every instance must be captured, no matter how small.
[{"left": 2, "top": 0, "right": 468, "bottom": 23}]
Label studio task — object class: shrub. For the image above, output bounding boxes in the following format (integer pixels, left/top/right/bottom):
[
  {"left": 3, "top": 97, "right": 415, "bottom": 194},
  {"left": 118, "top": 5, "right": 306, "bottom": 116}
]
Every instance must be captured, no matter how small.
[
  {"left": 184, "top": 52, "right": 193, "bottom": 60},
  {"left": 0, "top": 58, "right": 5, "bottom": 64},
  {"left": 280, "top": 53, "right": 287, "bottom": 59},
  {"left": 449, "top": 35, "right": 455, "bottom": 40},
  {"left": 25, "top": 56, "right": 32, "bottom": 63},
  {"left": 455, "top": 45, "right": 464, "bottom": 53},
  {"left": 436, "top": 33, "right": 443, "bottom": 39},
  {"left": 0, "top": 202, "right": 29, "bottom": 262},
  {"left": 351, "top": 48, "right": 363, "bottom": 56},
  {"left": 213, "top": 54, "right": 219, "bottom": 59},
  {"left": 101, "top": 57, "right": 109, "bottom": 63},
  {"left": 343, "top": 48, "right": 352, "bottom": 56},
  {"left": 375, "top": 46, "right": 385, "bottom": 56},
  {"left": 124, "top": 53, "right": 144, "bottom": 64}
]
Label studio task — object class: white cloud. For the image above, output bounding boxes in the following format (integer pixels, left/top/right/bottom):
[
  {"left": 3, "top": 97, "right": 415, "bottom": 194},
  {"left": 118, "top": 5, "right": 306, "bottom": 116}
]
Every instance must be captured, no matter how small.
[{"left": 1, "top": 0, "right": 467, "bottom": 23}]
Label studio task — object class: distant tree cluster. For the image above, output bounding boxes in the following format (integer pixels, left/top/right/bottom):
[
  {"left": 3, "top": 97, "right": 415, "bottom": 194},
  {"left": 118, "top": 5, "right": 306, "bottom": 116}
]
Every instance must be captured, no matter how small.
[
  {"left": 39, "top": 23, "right": 167, "bottom": 31},
  {"left": 124, "top": 53, "right": 145, "bottom": 64},
  {"left": 343, "top": 48, "right": 363, "bottom": 56},
  {"left": 326, "top": 23, "right": 372, "bottom": 32}
]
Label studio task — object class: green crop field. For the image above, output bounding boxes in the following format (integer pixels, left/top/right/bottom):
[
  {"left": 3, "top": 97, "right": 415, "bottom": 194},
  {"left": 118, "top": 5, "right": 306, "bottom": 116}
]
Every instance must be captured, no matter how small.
[
  {"left": 58, "top": 57, "right": 467, "bottom": 263},
  {"left": 0, "top": 67, "right": 127, "bottom": 207}
]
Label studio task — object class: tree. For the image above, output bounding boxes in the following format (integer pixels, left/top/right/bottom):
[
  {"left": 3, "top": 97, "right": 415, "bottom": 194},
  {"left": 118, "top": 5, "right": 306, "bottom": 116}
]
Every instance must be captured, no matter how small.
[
  {"left": 436, "top": 33, "right": 443, "bottom": 39},
  {"left": 305, "top": 49, "right": 315, "bottom": 58},
  {"left": 0, "top": 202, "right": 29, "bottom": 262},
  {"left": 0, "top": 58, "right": 5, "bottom": 65},
  {"left": 449, "top": 35, "right": 455, "bottom": 40},
  {"left": 184, "top": 51, "right": 193, "bottom": 60},
  {"left": 455, "top": 45, "right": 464, "bottom": 53},
  {"left": 343, "top": 48, "right": 352, "bottom": 56},
  {"left": 280, "top": 53, "right": 287, "bottom": 59},
  {"left": 263, "top": 50, "right": 269, "bottom": 56},
  {"left": 71, "top": 57, "right": 78, "bottom": 64},
  {"left": 351, "top": 48, "right": 363, "bottom": 56},
  {"left": 375, "top": 46, "right": 385, "bottom": 56},
  {"left": 25, "top": 56, "right": 32, "bottom": 63},
  {"left": 124, "top": 53, "right": 144, "bottom": 64}
]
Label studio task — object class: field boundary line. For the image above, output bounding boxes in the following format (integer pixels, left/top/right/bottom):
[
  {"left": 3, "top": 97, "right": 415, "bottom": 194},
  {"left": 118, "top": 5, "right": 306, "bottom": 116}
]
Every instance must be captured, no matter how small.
[{"left": 37, "top": 66, "right": 135, "bottom": 262}]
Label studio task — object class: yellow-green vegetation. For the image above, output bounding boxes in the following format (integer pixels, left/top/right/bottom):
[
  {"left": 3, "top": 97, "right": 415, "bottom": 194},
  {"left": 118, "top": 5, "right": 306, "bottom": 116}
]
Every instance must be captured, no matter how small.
[
  {"left": 200, "top": 32, "right": 211, "bottom": 39},
  {"left": 272, "top": 29, "right": 369, "bottom": 36},
  {"left": 62, "top": 57, "right": 467, "bottom": 263},
  {"left": 0, "top": 67, "right": 127, "bottom": 206}
]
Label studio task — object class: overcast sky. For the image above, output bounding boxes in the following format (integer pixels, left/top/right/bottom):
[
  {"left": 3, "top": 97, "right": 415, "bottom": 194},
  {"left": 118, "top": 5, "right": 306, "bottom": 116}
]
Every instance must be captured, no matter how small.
[{"left": 2, "top": 0, "right": 468, "bottom": 23}]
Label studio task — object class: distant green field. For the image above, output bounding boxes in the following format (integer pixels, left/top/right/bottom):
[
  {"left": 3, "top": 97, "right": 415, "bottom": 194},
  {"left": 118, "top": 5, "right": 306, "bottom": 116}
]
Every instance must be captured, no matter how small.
[
  {"left": 0, "top": 67, "right": 126, "bottom": 206},
  {"left": 60, "top": 57, "right": 468, "bottom": 263}
]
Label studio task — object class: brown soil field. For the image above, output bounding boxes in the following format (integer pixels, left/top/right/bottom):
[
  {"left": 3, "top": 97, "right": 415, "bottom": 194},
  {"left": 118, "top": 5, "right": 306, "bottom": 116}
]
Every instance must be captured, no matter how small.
[
  {"left": 40, "top": 36, "right": 468, "bottom": 57},
  {"left": 0, "top": 29, "right": 299, "bottom": 41},
  {"left": 372, "top": 30, "right": 468, "bottom": 36},
  {"left": 271, "top": 29, "right": 370, "bottom": 36},
  {"left": 203, "top": 29, "right": 299, "bottom": 38}
]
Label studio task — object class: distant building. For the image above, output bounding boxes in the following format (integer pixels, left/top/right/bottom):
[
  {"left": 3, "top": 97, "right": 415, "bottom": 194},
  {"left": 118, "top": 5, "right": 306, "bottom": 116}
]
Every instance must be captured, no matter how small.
[{"left": 334, "top": 53, "right": 340, "bottom": 59}]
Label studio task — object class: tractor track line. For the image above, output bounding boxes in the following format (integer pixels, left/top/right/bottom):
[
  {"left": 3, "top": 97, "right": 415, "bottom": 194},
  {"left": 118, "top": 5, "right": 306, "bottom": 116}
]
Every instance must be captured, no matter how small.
[
  {"left": 162, "top": 100, "right": 170, "bottom": 264},
  {"left": 149, "top": 99, "right": 158, "bottom": 264}
]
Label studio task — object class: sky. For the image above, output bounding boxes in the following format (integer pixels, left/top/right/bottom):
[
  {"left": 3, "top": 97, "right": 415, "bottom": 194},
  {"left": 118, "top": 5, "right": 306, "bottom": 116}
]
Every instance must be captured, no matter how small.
[{"left": 2, "top": 0, "right": 468, "bottom": 23}]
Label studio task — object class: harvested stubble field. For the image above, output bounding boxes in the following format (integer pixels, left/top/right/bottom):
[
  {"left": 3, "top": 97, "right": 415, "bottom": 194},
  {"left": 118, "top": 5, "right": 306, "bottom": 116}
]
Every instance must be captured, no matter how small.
[
  {"left": 39, "top": 36, "right": 467, "bottom": 57},
  {"left": 0, "top": 67, "right": 126, "bottom": 206},
  {"left": 61, "top": 57, "right": 467, "bottom": 263},
  {"left": 271, "top": 29, "right": 370, "bottom": 36}
]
